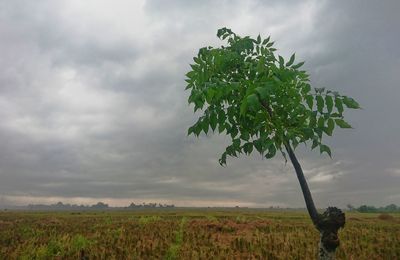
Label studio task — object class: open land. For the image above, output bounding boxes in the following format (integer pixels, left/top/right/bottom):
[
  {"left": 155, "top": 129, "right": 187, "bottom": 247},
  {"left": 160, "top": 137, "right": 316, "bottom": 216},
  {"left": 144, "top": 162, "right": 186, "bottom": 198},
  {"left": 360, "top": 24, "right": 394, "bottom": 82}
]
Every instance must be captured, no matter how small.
[{"left": 1, "top": 209, "right": 399, "bottom": 259}]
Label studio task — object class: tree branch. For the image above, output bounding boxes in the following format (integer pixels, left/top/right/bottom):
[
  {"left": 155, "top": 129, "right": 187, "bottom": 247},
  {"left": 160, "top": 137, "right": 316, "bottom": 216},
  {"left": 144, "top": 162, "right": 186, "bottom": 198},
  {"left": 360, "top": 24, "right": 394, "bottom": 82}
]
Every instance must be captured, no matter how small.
[{"left": 260, "top": 100, "right": 273, "bottom": 118}]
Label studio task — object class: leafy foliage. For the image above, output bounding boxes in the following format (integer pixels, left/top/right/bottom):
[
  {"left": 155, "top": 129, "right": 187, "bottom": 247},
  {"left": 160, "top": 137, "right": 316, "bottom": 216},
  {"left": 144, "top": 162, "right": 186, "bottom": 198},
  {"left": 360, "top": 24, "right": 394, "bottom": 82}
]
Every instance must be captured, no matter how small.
[{"left": 186, "top": 28, "right": 360, "bottom": 165}]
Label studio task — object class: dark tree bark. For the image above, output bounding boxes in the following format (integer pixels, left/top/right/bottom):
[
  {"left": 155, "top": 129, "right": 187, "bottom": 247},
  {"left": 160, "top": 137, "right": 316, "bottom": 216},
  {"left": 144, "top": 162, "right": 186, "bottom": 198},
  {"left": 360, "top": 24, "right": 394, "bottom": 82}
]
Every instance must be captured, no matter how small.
[{"left": 284, "top": 143, "right": 345, "bottom": 260}]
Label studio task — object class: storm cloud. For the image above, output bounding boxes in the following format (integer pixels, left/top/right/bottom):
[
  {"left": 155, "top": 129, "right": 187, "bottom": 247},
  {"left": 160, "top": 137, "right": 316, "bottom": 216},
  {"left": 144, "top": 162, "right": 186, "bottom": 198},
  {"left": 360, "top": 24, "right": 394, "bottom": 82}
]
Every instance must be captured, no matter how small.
[{"left": 0, "top": 0, "right": 399, "bottom": 208}]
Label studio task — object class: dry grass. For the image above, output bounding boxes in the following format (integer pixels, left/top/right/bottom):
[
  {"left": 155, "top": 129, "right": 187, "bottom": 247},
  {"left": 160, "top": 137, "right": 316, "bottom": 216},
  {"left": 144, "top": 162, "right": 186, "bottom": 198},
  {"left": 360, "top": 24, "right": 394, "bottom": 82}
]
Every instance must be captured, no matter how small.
[{"left": 0, "top": 210, "right": 399, "bottom": 259}]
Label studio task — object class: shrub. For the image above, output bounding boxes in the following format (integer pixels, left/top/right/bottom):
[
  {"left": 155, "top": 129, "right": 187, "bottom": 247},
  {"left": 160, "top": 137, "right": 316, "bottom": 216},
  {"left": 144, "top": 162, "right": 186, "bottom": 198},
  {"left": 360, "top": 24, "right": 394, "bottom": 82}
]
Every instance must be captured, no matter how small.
[{"left": 377, "top": 213, "right": 394, "bottom": 221}]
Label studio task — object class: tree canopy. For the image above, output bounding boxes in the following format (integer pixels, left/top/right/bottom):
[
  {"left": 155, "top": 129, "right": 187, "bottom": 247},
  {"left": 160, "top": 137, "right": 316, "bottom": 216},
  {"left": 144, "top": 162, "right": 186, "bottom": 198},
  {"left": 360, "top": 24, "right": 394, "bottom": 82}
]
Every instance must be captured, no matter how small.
[{"left": 186, "top": 27, "right": 360, "bottom": 165}]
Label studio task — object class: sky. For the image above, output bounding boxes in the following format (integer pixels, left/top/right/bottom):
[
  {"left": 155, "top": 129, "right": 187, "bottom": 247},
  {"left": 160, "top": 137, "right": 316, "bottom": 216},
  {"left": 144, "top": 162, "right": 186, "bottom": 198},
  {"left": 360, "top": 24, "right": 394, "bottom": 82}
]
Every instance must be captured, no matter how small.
[{"left": 0, "top": 0, "right": 399, "bottom": 208}]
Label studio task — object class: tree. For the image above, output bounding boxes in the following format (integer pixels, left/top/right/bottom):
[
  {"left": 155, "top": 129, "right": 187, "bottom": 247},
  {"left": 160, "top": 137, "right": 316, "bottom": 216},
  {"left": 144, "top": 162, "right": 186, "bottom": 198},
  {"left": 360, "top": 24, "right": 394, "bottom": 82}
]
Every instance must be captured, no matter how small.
[
  {"left": 384, "top": 204, "right": 397, "bottom": 212},
  {"left": 185, "top": 28, "right": 360, "bottom": 259},
  {"left": 92, "top": 202, "right": 109, "bottom": 209},
  {"left": 346, "top": 204, "right": 355, "bottom": 212},
  {"left": 358, "top": 205, "right": 376, "bottom": 213}
]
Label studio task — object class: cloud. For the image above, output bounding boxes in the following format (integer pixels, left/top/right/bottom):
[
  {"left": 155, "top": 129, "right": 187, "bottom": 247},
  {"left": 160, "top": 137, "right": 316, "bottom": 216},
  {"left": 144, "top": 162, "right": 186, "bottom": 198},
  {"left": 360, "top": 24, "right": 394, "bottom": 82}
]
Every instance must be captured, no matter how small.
[
  {"left": 0, "top": 0, "right": 399, "bottom": 207},
  {"left": 386, "top": 168, "right": 400, "bottom": 177}
]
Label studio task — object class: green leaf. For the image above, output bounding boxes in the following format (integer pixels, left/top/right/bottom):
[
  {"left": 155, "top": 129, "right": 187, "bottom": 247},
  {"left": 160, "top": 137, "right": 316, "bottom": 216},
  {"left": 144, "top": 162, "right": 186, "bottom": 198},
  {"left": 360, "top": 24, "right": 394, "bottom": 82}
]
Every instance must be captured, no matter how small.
[
  {"left": 311, "top": 138, "right": 319, "bottom": 150},
  {"left": 315, "top": 128, "right": 323, "bottom": 139},
  {"left": 185, "top": 83, "right": 193, "bottom": 90},
  {"left": 325, "top": 118, "right": 335, "bottom": 136},
  {"left": 246, "top": 94, "right": 260, "bottom": 110},
  {"left": 265, "top": 143, "right": 276, "bottom": 159},
  {"left": 230, "top": 126, "right": 238, "bottom": 138},
  {"left": 335, "top": 119, "right": 352, "bottom": 128},
  {"left": 262, "top": 36, "right": 270, "bottom": 45},
  {"left": 302, "top": 128, "right": 314, "bottom": 139},
  {"left": 201, "top": 117, "right": 209, "bottom": 134},
  {"left": 218, "top": 122, "right": 225, "bottom": 133},
  {"left": 253, "top": 140, "right": 263, "bottom": 154},
  {"left": 342, "top": 96, "right": 360, "bottom": 109},
  {"left": 193, "top": 57, "right": 200, "bottom": 64},
  {"left": 194, "top": 124, "right": 202, "bottom": 136},
  {"left": 210, "top": 113, "right": 217, "bottom": 131},
  {"left": 255, "top": 87, "right": 269, "bottom": 99},
  {"left": 325, "top": 95, "right": 333, "bottom": 113},
  {"left": 226, "top": 144, "right": 236, "bottom": 157},
  {"left": 217, "top": 110, "right": 226, "bottom": 124},
  {"left": 233, "top": 138, "right": 241, "bottom": 150},
  {"left": 219, "top": 152, "right": 227, "bottom": 166},
  {"left": 272, "top": 75, "right": 281, "bottom": 83},
  {"left": 185, "top": 71, "right": 196, "bottom": 79},
  {"left": 240, "top": 99, "right": 248, "bottom": 116},
  {"left": 256, "top": 34, "right": 261, "bottom": 44},
  {"left": 257, "top": 57, "right": 266, "bottom": 73},
  {"left": 187, "top": 126, "right": 195, "bottom": 136},
  {"left": 278, "top": 56, "right": 284, "bottom": 68},
  {"left": 302, "top": 84, "right": 311, "bottom": 94},
  {"left": 320, "top": 144, "right": 332, "bottom": 158},
  {"left": 309, "top": 112, "right": 317, "bottom": 127},
  {"left": 335, "top": 98, "right": 343, "bottom": 114},
  {"left": 217, "top": 28, "right": 225, "bottom": 38},
  {"left": 243, "top": 142, "right": 253, "bottom": 155},
  {"left": 215, "top": 88, "right": 224, "bottom": 100},
  {"left": 217, "top": 27, "right": 234, "bottom": 40},
  {"left": 318, "top": 117, "right": 325, "bottom": 128},
  {"left": 286, "top": 53, "right": 295, "bottom": 66},
  {"left": 291, "top": 61, "right": 305, "bottom": 69},
  {"left": 316, "top": 95, "right": 324, "bottom": 113},
  {"left": 305, "top": 95, "right": 313, "bottom": 109},
  {"left": 240, "top": 131, "right": 250, "bottom": 141},
  {"left": 190, "top": 64, "right": 199, "bottom": 71},
  {"left": 193, "top": 98, "right": 205, "bottom": 112},
  {"left": 206, "top": 88, "right": 215, "bottom": 103}
]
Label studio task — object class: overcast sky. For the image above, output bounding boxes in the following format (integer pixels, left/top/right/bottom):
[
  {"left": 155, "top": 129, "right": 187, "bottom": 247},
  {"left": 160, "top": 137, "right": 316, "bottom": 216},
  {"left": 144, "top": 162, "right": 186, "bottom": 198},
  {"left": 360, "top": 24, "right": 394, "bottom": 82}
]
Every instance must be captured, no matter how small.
[{"left": 0, "top": 0, "right": 399, "bottom": 208}]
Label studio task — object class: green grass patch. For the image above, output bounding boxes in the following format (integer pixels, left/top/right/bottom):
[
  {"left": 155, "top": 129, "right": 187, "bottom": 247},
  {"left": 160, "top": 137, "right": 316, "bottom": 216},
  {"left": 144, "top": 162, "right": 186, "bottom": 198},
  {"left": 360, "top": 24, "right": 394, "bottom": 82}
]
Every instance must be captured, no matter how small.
[{"left": 165, "top": 217, "right": 187, "bottom": 260}]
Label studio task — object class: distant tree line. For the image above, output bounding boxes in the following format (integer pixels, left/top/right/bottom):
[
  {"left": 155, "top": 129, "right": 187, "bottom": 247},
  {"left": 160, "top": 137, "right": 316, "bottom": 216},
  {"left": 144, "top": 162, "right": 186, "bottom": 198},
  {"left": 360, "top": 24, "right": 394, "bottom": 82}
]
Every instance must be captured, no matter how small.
[
  {"left": 26, "top": 201, "right": 175, "bottom": 211},
  {"left": 347, "top": 204, "right": 399, "bottom": 213},
  {"left": 127, "top": 202, "right": 175, "bottom": 209}
]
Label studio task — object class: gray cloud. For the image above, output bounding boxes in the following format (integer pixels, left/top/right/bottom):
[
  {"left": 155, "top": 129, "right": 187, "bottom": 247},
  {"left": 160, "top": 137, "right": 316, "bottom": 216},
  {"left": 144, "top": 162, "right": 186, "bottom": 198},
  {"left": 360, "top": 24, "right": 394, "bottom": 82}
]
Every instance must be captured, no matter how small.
[{"left": 0, "top": 0, "right": 399, "bottom": 208}]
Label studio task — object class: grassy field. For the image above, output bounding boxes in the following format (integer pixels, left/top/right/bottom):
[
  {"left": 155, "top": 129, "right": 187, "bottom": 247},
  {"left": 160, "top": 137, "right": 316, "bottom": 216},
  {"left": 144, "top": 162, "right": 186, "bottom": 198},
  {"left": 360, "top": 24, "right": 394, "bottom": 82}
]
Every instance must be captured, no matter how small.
[{"left": 0, "top": 209, "right": 399, "bottom": 259}]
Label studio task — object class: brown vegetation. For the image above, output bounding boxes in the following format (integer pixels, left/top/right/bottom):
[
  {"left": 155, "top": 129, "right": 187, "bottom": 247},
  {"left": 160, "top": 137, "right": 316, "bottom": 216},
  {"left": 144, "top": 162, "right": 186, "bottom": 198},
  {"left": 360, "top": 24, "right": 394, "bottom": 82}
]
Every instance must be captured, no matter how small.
[{"left": 0, "top": 210, "right": 399, "bottom": 259}]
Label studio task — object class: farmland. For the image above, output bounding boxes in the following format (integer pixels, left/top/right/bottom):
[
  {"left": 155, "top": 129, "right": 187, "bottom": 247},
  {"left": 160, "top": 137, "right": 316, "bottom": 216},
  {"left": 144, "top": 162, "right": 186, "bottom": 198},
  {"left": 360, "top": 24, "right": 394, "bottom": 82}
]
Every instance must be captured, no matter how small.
[{"left": 0, "top": 209, "right": 399, "bottom": 259}]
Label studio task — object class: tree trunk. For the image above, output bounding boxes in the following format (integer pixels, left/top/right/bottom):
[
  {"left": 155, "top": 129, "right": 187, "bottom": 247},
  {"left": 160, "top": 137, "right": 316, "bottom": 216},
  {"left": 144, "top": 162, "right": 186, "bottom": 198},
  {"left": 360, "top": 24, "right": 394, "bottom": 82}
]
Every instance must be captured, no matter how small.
[
  {"left": 319, "top": 234, "right": 336, "bottom": 260},
  {"left": 284, "top": 144, "right": 345, "bottom": 259}
]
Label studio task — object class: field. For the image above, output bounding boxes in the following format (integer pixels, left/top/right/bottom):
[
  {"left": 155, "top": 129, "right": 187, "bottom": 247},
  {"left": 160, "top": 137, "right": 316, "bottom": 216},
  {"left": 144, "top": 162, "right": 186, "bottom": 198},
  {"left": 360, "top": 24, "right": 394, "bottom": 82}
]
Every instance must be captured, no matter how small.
[{"left": 1, "top": 209, "right": 399, "bottom": 259}]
